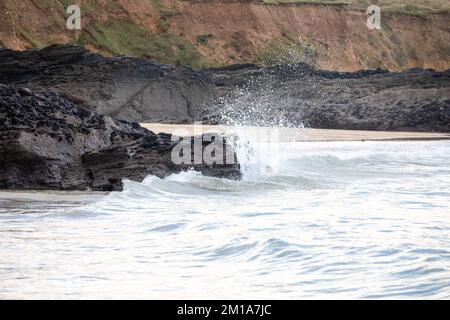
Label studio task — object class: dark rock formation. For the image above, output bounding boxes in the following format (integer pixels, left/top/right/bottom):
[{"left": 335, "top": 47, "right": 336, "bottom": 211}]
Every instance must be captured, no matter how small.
[
  {"left": 0, "top": 44, "right": 214, "bottom": 123},
  {"left": 204, "top": 64, "right": 450, "bottom": 132},
  {"left": 0, "top": 84, "right": 240, "bottom": 191},
  {"left": 1, "top": 44, "right": 449, "bottom": 131}
]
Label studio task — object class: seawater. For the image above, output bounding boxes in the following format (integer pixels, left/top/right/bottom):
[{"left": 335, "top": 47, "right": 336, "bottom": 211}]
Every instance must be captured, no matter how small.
[{"left": 1, "top": 139, "right": 450, "bottom": 299}]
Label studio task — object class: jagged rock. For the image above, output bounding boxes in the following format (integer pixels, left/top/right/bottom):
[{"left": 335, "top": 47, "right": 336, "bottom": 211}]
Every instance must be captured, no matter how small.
[
  {"left": 0, "top": 44, "right": 214, "bottom": 123},
  {"left": 0, "top": 85, "right": 240, "bottom": 191},
  {"left": 1, "top": 45, "right": 449, "bottom": 131},
  {"left": 204, "top": 65, "right": 450, "bottom": 132}
]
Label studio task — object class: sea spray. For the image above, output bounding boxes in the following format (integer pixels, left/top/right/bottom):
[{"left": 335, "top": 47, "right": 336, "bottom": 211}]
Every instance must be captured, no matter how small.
[
  {"left": 198, "top": 64, "right": 312, "bottom": 177},
  {"left": 3, "top": 141, "right": 450, "bottom": 299},
  {"left": 221, "top": 126, "right": 282, "bottom": 178}
]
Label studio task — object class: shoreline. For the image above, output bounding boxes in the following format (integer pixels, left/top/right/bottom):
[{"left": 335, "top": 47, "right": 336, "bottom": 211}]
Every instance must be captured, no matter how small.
[
  {"left": 1, "top": 126, "right": 449, "bottom": 194},
  {"left": 141, "top": 123, "right": 450, "bottom": 142}
]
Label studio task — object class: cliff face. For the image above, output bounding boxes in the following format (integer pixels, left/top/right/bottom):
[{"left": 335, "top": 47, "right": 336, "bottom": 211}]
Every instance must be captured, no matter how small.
[{"left": 0, "top": 0, "right": 449, "bottom": 71}]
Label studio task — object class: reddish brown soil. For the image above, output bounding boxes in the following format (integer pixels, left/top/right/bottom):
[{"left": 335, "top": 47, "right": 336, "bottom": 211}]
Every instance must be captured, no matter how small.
[{"left": 0, "top": 0, "right": 449, "bottom": 71}]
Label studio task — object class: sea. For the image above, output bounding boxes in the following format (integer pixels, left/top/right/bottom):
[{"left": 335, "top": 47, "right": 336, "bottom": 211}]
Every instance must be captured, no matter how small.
[{"left": 1, "top": 134, "right": 449, "bottom": 299}]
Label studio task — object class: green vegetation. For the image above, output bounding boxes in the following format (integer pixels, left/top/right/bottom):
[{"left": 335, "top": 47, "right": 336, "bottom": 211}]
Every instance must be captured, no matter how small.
[
  {"left": 31, "top": 0, "right": 66, "bottom": 15},
  {"left": 148, "top": 0, "right": 177, "bottom": 32},
  {"left": 439, "top": 45, "right": 450, "bottom": 57},
  {"left": 32, "top": 0, "right": 106, "bottom": 15},
  {"left": 262, "top": 0, "right": 450, "bottom": 16},
  {"left": 32, "top": 0, "right": 105, "bottom": 15},
  {"left": 159, "top": 5, "right": 176, "bottom": 18},
  {"left": 258, "top": 31, "right": 318, "bottom": 66},
  {"left": 32, "top": 0, "right": 57, "bottom": 10},
  {"left": 29, "top": 0, "right": 212, "bottom": 67},
  {"left": 16, "top": 25, "right": 47, "bottom": 48},
  {"left": 21, "top": 0, "right": 448, "bottom": 69},
  {"left": 76, "top": 0, "right": 216, "bottom": 67},
  {"left": 410, "top": 47, "right": 418, "bottom": 60},
  {"left": 78, "top": 19, "right": 208, "bottom": 68},
  {"left": 263, "top": 0, "right": 346, "bottom": 6},
  {"left": 394, "top": 50, "right": 407, "bottom": 66},
  {"left": 196, "top": 34, "right": 213, "bottom": 46},
  {"left": 80, "top": 0, "right": 102, "bottom": 15},
  {"left": 58, "top": 0, "right": 73, "bottom": 10}
]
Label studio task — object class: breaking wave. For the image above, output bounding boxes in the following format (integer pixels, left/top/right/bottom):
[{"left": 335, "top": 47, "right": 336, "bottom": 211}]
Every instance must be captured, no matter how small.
[{"left": 2, "top": 138, "right": 450, "bottom": 299}]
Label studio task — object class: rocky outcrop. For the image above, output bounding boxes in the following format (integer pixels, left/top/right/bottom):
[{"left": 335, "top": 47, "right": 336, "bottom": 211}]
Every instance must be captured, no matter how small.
[
  {"left": 1, "top": 45, "right": 449, "bottom": 132},
  {"left": 0, "top": 84, "right": 240, "bottom": 191},
  {"left": 204, "top": 64, "right": 450, "bottom": 132},
  {"left": 0, "top": 44, "right": 214, "bottom": 124}
]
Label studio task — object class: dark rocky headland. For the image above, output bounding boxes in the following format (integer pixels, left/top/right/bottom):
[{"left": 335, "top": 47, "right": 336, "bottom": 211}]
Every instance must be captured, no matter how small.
[
  {"left": 0, "top": 84, "right": 240, "bottom": 191},
  {"left": 0, "top": 44, "right": 449, "bottom": 190}
]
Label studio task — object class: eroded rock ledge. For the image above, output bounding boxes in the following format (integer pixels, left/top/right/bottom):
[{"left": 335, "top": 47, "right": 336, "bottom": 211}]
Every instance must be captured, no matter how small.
[
  {"left": 0, "top": 85, "right": 240, "bottom": 191},
  {"left": 0, "top": 44, "right": 214, "bottom": 124}
]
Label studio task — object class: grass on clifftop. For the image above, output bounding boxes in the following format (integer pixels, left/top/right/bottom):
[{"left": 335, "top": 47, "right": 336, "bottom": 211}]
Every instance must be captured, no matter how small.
[{"left": 262, "top": 0, "right": 450, "bottom": 16}]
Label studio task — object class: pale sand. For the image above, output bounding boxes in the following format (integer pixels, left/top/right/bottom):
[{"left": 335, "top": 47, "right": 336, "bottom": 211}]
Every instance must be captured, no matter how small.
[{"left": 141, "top": 123, "right": 450, "bottom": 142}]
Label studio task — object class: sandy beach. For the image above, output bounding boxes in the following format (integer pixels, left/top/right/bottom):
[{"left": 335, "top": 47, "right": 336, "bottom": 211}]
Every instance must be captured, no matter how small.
[{"left": 141, "top": 123, "right": 450, "bottom": 142}]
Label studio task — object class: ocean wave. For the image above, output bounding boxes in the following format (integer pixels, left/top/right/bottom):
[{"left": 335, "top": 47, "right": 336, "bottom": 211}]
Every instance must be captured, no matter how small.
[{"left": 2, "top": 140, "right": 450, "bottom": 299}]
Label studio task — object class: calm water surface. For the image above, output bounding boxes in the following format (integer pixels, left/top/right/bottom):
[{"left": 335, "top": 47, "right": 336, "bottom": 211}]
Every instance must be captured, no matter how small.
[{"left": 1, "top": 140, "right": 450, "bottom": 299}]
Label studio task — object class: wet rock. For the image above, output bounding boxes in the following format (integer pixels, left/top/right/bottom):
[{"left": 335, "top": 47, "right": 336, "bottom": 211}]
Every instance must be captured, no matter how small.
[
  {"left": 204, "top": 64, "right": 450, "bottom": 132},
  {"left": 0, "top": 85, "right": 240, "bottom": 191}
]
